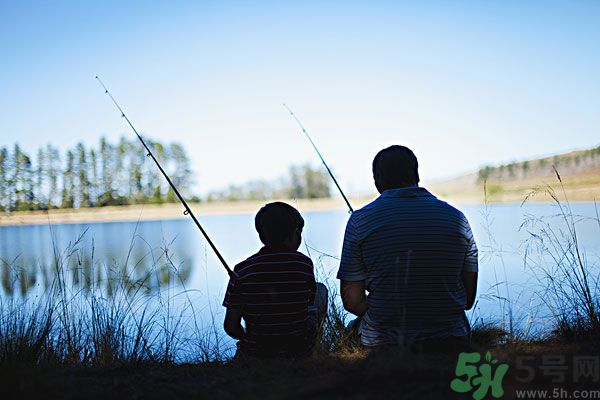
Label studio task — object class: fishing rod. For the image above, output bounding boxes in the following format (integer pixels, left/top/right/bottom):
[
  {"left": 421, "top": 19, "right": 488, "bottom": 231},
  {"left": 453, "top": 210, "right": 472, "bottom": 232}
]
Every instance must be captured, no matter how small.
[
  {"left": 283, "top": 104, "right": 354, "bottom": 213},
  {"left": 95, "top": 76, "right": 233, "bottom": 276}
]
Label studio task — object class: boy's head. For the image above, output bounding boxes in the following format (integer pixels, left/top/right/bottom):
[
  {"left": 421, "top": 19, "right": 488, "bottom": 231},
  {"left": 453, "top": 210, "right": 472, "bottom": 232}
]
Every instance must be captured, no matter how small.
[{"left": 255, "top": 202, "right": 304, "bottom": 250}]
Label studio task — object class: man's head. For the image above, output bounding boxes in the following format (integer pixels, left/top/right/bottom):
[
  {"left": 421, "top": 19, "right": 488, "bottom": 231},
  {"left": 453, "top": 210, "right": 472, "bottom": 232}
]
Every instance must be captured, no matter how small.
[
  {"left": 255, "top": 202, "right": 304, "bottom": 250},
  {"left": 372, "top": 145, "right": 420, "bottom": 193}
]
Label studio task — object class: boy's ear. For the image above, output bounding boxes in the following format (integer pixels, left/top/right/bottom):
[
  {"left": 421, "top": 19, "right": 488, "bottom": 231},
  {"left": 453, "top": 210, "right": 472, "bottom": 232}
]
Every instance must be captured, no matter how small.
[{"left": 258, "top": 231, "right": 267, "bottom": 244}]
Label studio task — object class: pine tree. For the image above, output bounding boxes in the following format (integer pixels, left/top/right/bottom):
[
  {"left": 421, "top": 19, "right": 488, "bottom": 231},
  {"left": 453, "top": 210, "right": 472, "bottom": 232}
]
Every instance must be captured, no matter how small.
[
  {"left": 168, "top": 143, "right": 192, "bottom": 196},
  {"left": 99, "top": 136, "right": 114, "bottom": 206},
  {"left": 17, "top": 152, "right": 34, "bottom": 211},
  {"left": 35, "top": 147, "right": 46, "bottom": 209},
  {"left": 45, "top": 144, "right": 60, "bottom": 208},
  {"left": 90, "top": 148, "right": 99, "bottom": 206},
  {"left": 61, "top": 150, "right": 75, "bottom": 209},
  {"left": 0, "top": 147, "right": 7, "bottom": 211},
  {"left": 76, "top": 142, "right": 91, "bottom": 207}
]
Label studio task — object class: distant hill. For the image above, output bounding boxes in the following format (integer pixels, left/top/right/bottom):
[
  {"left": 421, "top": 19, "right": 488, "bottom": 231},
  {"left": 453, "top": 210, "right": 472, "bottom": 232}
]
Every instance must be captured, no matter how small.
[{"left": 429, "top": 145, "right": 600, "bottom": 202}]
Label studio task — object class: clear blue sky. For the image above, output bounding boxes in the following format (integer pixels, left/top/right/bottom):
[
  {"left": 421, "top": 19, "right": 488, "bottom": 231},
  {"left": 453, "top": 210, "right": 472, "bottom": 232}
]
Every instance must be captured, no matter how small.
[{"left": 1, "top": 0, "right": 599, "bottom": 195}]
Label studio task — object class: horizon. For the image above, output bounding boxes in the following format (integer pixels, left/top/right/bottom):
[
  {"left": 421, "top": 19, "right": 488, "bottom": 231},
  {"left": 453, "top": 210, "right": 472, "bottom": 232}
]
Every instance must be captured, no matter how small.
[{"left": 2, "top": 1, "right": 599, "bottom": 196}]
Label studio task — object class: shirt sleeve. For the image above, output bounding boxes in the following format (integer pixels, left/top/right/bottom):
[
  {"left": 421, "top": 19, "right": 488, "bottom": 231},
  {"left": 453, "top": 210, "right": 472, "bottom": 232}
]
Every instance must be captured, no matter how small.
[
  {"left": 337, "top": 214, "right": 367, "bottom": 281},
  {"left": 222, "top": 273, "right": 243, "bottom": 309},
  {"left": 462, "top": 217, "right": 479, "bottom": 273},
  {"left": 307, "top": 258, "right": 317, "bottom": 306}
]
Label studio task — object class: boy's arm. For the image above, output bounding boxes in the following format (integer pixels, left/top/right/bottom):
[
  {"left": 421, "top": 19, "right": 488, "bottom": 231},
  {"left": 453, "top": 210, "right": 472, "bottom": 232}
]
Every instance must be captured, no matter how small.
[
  {"left": 224, "top": 308, "right": 245, "bottom": 340},
  {"left": 222, "top": 270, "right": 245, "bottom": 340}
]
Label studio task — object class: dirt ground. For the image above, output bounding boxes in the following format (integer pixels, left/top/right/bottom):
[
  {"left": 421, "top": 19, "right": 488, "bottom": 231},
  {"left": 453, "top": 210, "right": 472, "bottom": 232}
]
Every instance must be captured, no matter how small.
[{"left": 1, "top": 340, "right": 596, "bottom": 400}]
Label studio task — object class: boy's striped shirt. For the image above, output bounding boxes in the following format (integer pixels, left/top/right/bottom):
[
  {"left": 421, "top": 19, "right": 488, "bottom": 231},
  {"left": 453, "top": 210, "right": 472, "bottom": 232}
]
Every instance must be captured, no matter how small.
[{"left": 223, "top": 245, "right": 316, "bottom": 355}]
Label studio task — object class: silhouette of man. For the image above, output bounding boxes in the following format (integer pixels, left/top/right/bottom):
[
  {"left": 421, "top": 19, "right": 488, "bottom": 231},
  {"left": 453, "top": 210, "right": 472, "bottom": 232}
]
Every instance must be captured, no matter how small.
[{"left": 337, "top": 145, "right": 478, "bottom": 349}]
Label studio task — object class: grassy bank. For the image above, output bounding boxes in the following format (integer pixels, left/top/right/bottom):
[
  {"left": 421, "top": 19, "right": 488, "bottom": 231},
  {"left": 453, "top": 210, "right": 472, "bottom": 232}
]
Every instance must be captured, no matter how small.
[
  {"left": 2, "top": 339, "right": 595, "bottom": 399},
  {"left": 2, "top": 181, "right": 599, "bottom": 227},
  {"left": 1, "top": 180, "right": 599, "bottom": 399},
  {"left": 0, "top": 197, "right": 370, "bottom": 227}
]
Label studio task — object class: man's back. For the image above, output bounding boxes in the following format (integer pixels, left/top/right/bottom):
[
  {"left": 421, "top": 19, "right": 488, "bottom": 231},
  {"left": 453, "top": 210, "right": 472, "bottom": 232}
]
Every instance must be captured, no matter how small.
[
  {"left": 338, "top": 187, "right": 478, "bottom": 346},
  {"left": 223, "top": 245, "right": 316, "bottom": 356}
]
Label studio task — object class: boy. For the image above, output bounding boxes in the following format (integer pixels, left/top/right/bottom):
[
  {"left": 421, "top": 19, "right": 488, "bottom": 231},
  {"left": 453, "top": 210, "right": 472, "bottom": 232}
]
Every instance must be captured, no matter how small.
[{"left": 223, "top": 202, "right": 327, "bottom": 358}]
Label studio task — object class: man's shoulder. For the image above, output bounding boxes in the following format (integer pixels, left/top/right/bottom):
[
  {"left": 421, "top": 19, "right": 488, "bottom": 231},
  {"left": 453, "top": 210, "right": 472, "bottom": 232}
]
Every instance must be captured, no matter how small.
[{"left": 352, "top": 191, "right": 467, "bottom": 225}]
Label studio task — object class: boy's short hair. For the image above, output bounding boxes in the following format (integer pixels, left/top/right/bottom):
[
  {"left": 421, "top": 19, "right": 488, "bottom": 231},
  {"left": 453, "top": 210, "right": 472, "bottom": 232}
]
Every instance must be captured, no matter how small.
[{"left": 255, "top": 202, "right": 304, "bottom": 245}]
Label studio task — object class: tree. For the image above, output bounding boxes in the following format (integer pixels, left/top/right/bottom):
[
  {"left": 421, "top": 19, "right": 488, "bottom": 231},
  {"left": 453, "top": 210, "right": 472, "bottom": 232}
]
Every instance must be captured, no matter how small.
[
  {"left": 45, "top": 144, "right": 61, "bottom": 208},
  {"left": 12, "top": 144, "right": 35, "bottom": 211},
  {"left": 99, "top": 136, "right": 114, "bottom": 206},
  {"left": 0, "top": 147, "right": 8, "bottom": 211},
  {"left": 1, "top": 136, "right": 195, "bottom": 211},
  {"left": 76, "top": 142, "right": 91, "bottom": 208},
  {"left": 35, "top": 147, "right": 46, "bottom": 209},
  {"left": 303, "top": 165, "right": 330, "bottom": 198},
  {"left": 90, "top": 148, "right": 99, "bottom": 206},
  {"left": 288, "top": 165, "right": 305, "bottom": 199},
  {"left": 146, "top": 140, "right": 165, "bottom": 203},
  {"left": 61, "top": 150, "right": 75, "bottom": 209}
]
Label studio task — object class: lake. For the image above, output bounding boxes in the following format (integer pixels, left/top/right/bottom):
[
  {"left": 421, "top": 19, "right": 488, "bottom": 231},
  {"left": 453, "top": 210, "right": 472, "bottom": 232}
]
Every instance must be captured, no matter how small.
[{"left": 1, "top": 201, "right": 599, "bottom": 357}]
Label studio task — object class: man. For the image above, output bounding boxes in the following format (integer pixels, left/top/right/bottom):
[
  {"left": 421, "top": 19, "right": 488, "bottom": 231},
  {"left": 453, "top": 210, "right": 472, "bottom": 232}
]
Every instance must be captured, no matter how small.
[
  {"left": 337, "top": 145, "right": 477, "bottom": 349},
  {"left": 223, "top": 202, "right": 328, "bottom": 358}
]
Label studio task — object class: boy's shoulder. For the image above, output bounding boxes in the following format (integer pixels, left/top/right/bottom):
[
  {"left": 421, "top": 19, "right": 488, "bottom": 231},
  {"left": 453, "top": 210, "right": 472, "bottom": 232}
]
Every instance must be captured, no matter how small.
[{"left": 233, "top": 248, "right": 313, "bottom": 275}]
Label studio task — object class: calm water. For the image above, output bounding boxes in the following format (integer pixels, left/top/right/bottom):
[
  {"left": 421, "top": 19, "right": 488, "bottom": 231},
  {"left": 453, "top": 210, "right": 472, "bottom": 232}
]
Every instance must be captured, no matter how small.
[{"left": 1, "top": 202, "right": 599, "bottom": 339}]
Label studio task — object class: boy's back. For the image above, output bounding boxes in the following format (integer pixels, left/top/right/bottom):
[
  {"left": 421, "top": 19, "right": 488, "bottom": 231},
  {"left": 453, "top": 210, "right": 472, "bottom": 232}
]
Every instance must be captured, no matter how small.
[{"left": 223, "top": 245, "right": 316, "bottom": 357}]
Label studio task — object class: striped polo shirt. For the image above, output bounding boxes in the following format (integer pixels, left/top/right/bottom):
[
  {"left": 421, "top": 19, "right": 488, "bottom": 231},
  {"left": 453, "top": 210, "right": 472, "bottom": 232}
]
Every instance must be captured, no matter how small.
[
  {"left": 223, "top": 245, "right": 317, "bottom": 356},
  {"left": 337, "top": 186, "right": 478, "bottom": 346}
]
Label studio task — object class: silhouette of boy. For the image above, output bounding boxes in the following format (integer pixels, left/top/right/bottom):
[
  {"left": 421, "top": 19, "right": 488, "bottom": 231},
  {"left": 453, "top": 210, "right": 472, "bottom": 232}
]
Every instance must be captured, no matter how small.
[{"left": 223, "top": 202, "right": 328, "bottom": 357}]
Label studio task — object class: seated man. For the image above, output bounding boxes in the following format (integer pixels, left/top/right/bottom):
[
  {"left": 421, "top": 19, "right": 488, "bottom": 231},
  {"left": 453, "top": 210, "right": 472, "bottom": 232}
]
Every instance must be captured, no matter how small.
[
  {"left": 337, "top": 145, "right": 478, "bottom": 350},
  {"left": 223, "top": 202, "right": 327, "bottom": 358}
]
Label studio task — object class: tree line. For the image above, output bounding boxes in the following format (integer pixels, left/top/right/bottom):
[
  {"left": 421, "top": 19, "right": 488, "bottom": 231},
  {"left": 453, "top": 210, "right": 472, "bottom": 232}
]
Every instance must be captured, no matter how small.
[
  {"left": 206, "top": 164, "right": 331, "bottom": 202},
  {"left": 477, "top": 145, "right": 600, "bottom": 182},
  {"left": 0, "top": 138, "right": 332, "bottom": 212},
  {"left": 0, "top": 137, "right": 192, "bottom": 212}
]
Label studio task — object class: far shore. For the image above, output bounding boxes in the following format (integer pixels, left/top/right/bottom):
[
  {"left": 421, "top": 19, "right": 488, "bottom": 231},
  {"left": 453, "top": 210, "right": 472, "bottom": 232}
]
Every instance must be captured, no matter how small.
[
  {"left": 0, "top": 197, "right": 369, "bottom": 227},
  {"left": 1, "top": 189, "right": 598, "bottom": 227}
]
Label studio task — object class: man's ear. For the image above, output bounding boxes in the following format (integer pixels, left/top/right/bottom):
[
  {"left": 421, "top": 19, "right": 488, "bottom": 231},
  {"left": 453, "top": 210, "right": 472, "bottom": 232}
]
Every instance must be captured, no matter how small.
[{"left": 374, "top": 173, "right": 385, "bottom": 194}]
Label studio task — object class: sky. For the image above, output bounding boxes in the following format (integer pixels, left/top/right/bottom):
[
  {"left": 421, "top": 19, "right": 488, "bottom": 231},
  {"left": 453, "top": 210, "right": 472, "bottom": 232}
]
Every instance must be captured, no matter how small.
[{"left": 1, "top": 0, "right": 599, "bottom": 196}]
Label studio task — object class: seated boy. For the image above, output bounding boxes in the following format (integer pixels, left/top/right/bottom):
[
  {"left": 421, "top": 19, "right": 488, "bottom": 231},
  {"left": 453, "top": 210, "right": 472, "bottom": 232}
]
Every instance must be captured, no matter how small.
[{"left": 223, "top": 202, "right": 327, "bottom": 358}]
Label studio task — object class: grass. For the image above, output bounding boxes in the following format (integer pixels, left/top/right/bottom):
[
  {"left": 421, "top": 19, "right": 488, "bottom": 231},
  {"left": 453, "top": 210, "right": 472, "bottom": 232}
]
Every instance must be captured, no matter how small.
[
  {"left": 521, "top": 169, "right": 600, "bottom": 345},
  {"left": 0, "top": 173, "right": 599, "bottom": 398}
]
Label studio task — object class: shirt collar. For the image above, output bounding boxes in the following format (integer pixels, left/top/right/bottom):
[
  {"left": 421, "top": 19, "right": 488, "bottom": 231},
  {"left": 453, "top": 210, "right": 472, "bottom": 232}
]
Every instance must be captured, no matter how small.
[
  {"left": 257, "top": 244, "right": 296, "bottom": 254},
  {"left": 379, "top": 186, "right": 435, "bottom": 199}
]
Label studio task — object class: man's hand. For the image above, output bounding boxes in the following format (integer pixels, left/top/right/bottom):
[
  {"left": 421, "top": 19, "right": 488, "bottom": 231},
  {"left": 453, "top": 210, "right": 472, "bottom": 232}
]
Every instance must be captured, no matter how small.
[
  {"left": 461, "top": 272, "right": 477, "bottom": 310},
  {"left": 341, "top": 280, "right": 368, "bottom": 317},
  {"left": 224, "top": 308, "right": 245, "bottom": 340}
]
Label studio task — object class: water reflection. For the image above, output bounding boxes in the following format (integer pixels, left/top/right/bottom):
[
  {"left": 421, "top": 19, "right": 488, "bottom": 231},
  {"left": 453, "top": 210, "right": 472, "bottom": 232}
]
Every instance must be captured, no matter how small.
[{"left": 0, "top": 222, "right": 193, "bottom": 297}]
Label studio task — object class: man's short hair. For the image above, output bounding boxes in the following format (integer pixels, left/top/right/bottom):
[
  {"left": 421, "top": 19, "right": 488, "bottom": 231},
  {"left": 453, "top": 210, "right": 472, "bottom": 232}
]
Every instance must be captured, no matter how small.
[
  {"left": 255, "top": 202, "right": 304, "bottom": 246},
  {"left": 372, "top": 145, "right": 420, "bottom": 190}
]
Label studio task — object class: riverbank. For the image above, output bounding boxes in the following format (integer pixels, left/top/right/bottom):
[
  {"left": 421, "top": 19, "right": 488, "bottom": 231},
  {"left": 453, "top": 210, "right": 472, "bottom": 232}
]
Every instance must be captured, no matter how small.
[
  {"left": 2, "top": 188, "right": 598, "bottom": 227},
  {"left": 1, "top": 336, "right": 595, "bottom": 399},
  {"left": 0, "top": 197, "right": 371, "bottom": 227}
]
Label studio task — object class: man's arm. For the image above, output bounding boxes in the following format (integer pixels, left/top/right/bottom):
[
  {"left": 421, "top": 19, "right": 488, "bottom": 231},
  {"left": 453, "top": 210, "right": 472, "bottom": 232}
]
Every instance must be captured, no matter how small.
[
  {"left": 341, "top": 280, "right": 368, "bottom": 317},
  {"left": 224, "top": 308, "right": 245, "bottom": 340},
  {"left": 338, "top": 215, "right": 368, "bottom": 317},
  {"left": 461, "top": 272, "right": 477, "bottom": 310}
]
